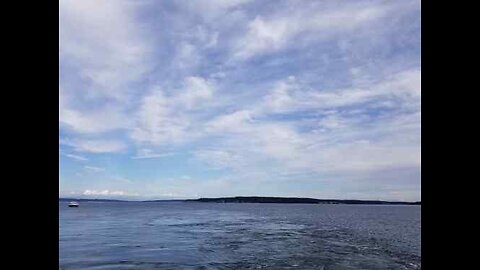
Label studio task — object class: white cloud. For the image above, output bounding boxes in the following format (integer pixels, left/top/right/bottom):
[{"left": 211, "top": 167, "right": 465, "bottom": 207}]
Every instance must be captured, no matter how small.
[
  {"left": 130, "top": 76, "right": 215, "bottom": 145},
  {"left": 258, "top": 68, "right": 420, "bottom": 114},
  {"left": 175, "top": 77, "right": 215, "bottom": 110},
  {"left": 194, "top": 149, "right": 246, "bottom": 170},
  {"left": 194, "top": 68, "right": 420, "bottom": 176},
  {"left": 62, "top": 139, "right": 127, "bottom": 153},
  {"left": 131, "top": 149, "right": 175, "bottom": 159},
  {"left": 60, "top": 0, "right": 152, "bottom": 101},
  {"left": 60, "top": 0, "right": 149, "bottom": 155},
  {"left": 174, "top": 42, "right": 200, "bottom": 72},
  {"left": 113, "top": 177, "right": 133, "bottom": 184},
  {"left": 178, "top": 0, "right": 252, "bottom": 21},
  {"left": 206, "top": 110, "right": 252, "bottom": 133},
  {"left": 233, "top": 1, "right": 392, "bottom": 60},
  {"left": 130, "top": 89, "right": 191, "bottom": 145},
  {"left": 60, "top": 106, "right": 130, "bottom": 134},
  {"left": 64, "top": 153, "right": 88, "bottom": 161},
  {"left": 258, "top": 76, "right": 297, "bottom": 113},
  {"left": 196, "top": 116, "right": 419, "bottom": 177},
  {"left": 84, "top": 166, "right": 105, "bottom": 173},
  {"left": 83, "top": 189, "right": 135, "bottom": 196}
]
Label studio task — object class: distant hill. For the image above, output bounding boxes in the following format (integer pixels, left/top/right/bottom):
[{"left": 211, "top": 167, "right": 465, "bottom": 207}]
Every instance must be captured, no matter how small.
[
  {"left": 59, "top": 196, "right": 420, "bottom": 205},
  {"left": 187, "top": 196, "right": 421, "bottom": 205}
]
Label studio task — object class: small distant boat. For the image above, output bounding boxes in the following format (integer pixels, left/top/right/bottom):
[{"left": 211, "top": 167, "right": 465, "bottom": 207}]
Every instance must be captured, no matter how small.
[{"left": 68, "top": 201, "right": 79, "bottom": 207}]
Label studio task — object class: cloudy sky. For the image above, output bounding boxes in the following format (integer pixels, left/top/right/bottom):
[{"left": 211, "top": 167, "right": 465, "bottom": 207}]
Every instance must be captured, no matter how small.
[{"left": 59, "top": 0, "right": 420, "bottom": 201}]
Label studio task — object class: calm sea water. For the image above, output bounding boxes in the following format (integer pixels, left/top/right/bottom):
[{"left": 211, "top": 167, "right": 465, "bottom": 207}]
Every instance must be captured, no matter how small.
[{"left": 59, "top": 202, "right": 421, "bottom": 270}]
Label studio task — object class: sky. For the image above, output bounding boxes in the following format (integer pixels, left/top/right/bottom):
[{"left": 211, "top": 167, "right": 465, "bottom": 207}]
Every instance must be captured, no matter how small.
[{"left": 59, "top": 0, "right": 421, "bottom": 201}]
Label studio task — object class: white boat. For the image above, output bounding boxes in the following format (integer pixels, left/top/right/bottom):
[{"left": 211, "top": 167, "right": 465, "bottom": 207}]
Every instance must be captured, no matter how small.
[{"left": 68, "top": 201, "right": 79, "bottom": 207}]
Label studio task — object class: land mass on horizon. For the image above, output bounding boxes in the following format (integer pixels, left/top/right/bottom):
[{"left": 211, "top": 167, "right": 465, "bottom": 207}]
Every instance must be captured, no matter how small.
[{"left": 59, "top": 196, "right": 420, "bottom": 205}]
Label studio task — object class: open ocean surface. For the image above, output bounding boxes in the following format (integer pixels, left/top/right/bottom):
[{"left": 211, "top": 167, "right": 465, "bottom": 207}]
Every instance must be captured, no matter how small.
[{"left": 59, "top": 202, "right": 421, "bottom": 270}]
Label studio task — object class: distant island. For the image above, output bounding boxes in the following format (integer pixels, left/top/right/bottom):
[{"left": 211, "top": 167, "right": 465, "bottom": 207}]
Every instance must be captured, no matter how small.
[
  {"left": 60, "top": 196, "right": 420, "bottom": 205},
  {"left": 186, "top": 196, "right": 420, "bottom": 205}
]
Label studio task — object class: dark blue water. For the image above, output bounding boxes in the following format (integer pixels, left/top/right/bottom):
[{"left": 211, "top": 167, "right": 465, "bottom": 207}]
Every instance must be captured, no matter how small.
[{"left": 59, "top": 202, "right": 421, "bottom": 269}]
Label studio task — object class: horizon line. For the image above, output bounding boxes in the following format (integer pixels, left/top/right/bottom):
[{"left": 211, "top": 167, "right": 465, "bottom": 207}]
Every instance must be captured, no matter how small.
[{"left": 59, "top": 195, "right": 421, "bottom": 204}]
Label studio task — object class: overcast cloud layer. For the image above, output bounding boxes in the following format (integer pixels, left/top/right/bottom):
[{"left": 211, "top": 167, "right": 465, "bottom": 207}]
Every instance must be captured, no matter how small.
[{"left": 60, "top": 0, "right": 421, "bottom": 201}]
